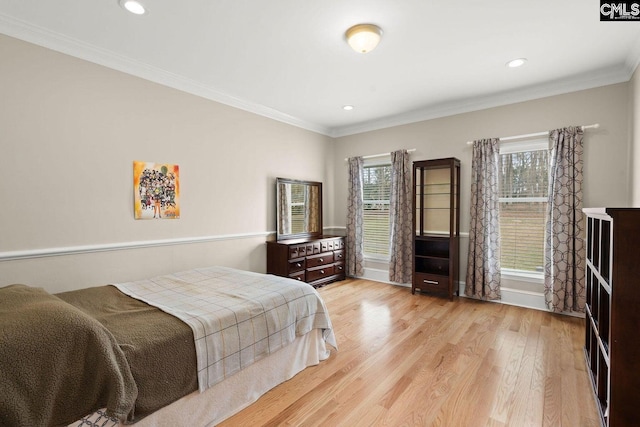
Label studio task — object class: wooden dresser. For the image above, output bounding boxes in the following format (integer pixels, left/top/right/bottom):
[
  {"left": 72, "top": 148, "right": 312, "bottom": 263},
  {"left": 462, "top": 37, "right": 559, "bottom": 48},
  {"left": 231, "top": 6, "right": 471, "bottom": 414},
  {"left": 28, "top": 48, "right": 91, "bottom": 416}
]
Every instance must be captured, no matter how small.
[{"left": 266, "top": 236, "right": 346, "bottom": 288}]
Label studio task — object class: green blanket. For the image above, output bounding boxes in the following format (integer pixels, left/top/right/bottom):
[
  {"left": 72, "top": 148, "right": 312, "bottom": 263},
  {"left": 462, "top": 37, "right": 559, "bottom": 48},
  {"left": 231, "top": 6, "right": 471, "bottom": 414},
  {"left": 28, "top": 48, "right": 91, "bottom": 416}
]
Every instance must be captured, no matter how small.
[
  {"left": 0, "top": 285, "right": 138, "bottom": 426},
  {"left": 57, "top": 285, "right": 198, "bottom": 423}
]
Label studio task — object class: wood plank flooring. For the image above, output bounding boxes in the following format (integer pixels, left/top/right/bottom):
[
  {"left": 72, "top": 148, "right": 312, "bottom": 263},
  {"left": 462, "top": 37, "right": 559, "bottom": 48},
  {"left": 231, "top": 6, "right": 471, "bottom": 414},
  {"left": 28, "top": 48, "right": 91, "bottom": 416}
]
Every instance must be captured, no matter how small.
[{"left": 219, "top": 279, "right": 600, "bottom": 427}]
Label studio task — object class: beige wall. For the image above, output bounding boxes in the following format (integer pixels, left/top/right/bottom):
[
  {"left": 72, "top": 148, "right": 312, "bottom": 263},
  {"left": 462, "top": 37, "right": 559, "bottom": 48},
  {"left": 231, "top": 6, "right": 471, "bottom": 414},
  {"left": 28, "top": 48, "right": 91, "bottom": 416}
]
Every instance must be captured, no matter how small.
[
  {"left": 0, "top": 34, "right": 335, "bottom": 292},
  {"left": 332, "top": 83, "right": 632, "bottom": 286},
  {"left": 1, "top": 33, "right": 635, "bottom": 294},
  {"left": 631, "top": 67, "right": 640, "bottom": 206}
]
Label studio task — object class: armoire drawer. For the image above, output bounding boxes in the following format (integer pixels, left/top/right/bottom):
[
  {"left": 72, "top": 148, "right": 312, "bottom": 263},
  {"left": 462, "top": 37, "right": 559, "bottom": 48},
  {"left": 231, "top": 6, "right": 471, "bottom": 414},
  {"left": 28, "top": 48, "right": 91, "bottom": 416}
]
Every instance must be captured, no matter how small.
[{"left": 413, "top": 272, "right": 449, "bottom": 293}]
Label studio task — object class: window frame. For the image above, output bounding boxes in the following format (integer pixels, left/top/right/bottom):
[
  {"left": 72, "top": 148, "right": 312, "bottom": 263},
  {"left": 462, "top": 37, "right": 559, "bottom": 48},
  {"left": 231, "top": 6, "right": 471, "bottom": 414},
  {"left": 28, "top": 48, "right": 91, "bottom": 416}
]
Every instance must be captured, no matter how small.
[
  {"left": 362, "top": 158, "right": 392, "bottom": 261},
  {"left": 498, "top": 137, "right": 549, "bottom": 280}
]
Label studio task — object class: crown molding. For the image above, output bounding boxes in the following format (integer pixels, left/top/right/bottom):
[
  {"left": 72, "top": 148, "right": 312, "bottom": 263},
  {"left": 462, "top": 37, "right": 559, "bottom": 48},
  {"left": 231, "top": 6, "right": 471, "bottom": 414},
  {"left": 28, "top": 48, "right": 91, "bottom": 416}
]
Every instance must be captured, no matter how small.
[
  {"left": 0, "top": 13, "right": 333, "bottom": 137},
  {"left": 2, "top": 12, "right": 638, "bottom": 140},
  {"left": 330, "top": 66, "right": 634, "bottom": 138},
  {"left": 625, "top": 35, "right": 640, "bottom": 77}
]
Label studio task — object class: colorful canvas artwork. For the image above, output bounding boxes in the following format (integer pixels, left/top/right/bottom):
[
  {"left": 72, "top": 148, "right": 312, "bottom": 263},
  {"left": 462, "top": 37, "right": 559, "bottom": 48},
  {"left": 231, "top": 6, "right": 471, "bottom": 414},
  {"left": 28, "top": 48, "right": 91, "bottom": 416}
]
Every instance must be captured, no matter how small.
[{"left": 133, "top": 161, "right": 180, "bottom": 220}]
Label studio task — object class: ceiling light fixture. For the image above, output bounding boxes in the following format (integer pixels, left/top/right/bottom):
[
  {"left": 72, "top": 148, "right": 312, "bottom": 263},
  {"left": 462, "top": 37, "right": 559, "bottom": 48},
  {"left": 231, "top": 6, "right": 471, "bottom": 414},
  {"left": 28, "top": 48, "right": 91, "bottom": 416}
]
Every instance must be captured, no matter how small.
[
  {"left": 507, "top": 58, "right": 527, "bottom": 68},
  {"left": 119, "top": 0, "right": 147, "bottom": 15},
  {"left": 345, "top": 24, "right": 382, "bottom": 54},
  {"left": 343, "top": 105, "right": 354, "bottom": 111}
]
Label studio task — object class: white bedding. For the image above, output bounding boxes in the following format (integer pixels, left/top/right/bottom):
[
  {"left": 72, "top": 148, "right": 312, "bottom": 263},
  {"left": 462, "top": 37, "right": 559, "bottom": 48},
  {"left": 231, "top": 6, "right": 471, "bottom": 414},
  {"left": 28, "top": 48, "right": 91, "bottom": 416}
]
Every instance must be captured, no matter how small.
[
  {"left": 113, "top": 266, "right": 337, "bottom": 392},
  {"left": 71, "top": 328, "right": 329, "bottom": 426}
]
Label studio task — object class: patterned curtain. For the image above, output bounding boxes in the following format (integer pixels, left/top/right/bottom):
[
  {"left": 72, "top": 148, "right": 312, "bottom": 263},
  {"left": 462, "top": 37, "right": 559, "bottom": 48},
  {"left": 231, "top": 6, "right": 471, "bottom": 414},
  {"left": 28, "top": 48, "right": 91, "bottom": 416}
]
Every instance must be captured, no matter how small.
[
  {"left": 307, "top": 185, "right": 319, "bottom": 233},
  {"left": 389, "top": 149, "right": 413, "bottom": 283},
  {"left": 466, "top": 139, "right": 501, "bottom": 300},
  {"left": 346, "top": 157, "right": 364, "bottom": 277},
  {"left": 303, "top": 186, "right": 311, "bottom": 232},
  {"left": 544, "top": 127, "right": 585, "bottom": 313},
  {"left": 277, "top": 182, "right": 290, "bottom": 235}
]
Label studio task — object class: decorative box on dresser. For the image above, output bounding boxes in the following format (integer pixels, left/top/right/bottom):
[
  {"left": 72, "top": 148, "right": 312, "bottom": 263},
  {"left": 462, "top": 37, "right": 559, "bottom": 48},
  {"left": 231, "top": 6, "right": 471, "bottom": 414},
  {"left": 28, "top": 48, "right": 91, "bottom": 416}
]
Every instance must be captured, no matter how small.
[
  {"left": 266, "top": 236, "right": 346, "bottom": 288},
  {"left": 412, "top": 157, "right": 461, "bottom": 300},
  {"left": 583, "top": 208, "right": 640, "bottom": 427}
]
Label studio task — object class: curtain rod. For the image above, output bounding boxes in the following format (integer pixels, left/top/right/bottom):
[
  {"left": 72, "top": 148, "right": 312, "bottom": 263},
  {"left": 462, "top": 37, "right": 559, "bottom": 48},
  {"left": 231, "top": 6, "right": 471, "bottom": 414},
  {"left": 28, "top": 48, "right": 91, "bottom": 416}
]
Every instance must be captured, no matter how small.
[
  {"left": 344, "top": 148, "right": 416, "bottom": 162},
  {"left": 465, "top": 123, "right": 600, "bottom": 145}
]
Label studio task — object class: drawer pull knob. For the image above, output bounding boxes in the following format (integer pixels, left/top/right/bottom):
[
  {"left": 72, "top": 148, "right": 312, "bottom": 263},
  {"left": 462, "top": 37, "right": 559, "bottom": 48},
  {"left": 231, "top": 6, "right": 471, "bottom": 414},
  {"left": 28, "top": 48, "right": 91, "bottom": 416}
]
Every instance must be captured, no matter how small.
[
  {"left": 319, "top": 258, "right": 324, "bottom": 262},
  {"left": 297, "top": 277, "right": 302, "bottom": 281},
  {"left": 424, "top": 279, "right": 439, "bottom": 285},
  {"left": 296, "top": 263, "right": 302, "bottom": 268},
  {"left": 320, "top": 270, "right": 325, "bottom": 274}
]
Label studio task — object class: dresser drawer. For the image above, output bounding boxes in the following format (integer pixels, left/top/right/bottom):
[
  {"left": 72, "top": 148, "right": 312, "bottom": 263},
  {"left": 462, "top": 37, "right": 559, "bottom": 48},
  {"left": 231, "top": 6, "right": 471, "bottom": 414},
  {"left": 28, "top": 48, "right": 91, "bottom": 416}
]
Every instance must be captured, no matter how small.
[
  {"left": 288, "top": 271, "right": 306, "bottom": 282},
  {"left": 307, "top": 252, "right": 334, "bottom": 268},
  {"left": 288, "top": 258, "right": 305, "bottom": 274},
  {"left": 334, "top": 261, "right": 345, "bottom": 277},
  {"left": 334, "top": 249, "right": 345, "bottom": 262},
  {"left": 288, "top": 244, "right": 307, "bottom": 259},
  {"left": 307, "top": 264, "right": 335, "bottom": 282}
]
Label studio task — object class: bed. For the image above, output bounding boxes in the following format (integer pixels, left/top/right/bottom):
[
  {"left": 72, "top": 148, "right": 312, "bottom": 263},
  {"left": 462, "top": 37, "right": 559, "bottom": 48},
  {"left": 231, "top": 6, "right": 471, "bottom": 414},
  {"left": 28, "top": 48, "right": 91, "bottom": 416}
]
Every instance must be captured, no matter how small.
[{"left": 0, "top": 266, "right": 337, "bottom": 426}]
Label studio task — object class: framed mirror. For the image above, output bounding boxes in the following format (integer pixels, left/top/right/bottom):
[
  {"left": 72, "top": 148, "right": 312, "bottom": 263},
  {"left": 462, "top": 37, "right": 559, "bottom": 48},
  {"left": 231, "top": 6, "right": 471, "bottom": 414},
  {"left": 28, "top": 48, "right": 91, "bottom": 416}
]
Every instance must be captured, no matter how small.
[{"left": 276, "top": 178, "right": 322, "bottom": 240}]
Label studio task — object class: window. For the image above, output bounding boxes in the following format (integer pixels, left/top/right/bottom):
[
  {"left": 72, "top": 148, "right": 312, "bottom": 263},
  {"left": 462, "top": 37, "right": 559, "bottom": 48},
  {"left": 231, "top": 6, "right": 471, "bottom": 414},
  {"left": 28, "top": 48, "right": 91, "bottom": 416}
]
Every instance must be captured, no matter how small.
[
  {"left": 362, "top": 162, "right": 392, "bottom": 257},
  {"left": 288, "top": 184, "right": 306, "bottom": 234},
  {"left": 499, "top": 139, "right": 549, "bottom": 274}
]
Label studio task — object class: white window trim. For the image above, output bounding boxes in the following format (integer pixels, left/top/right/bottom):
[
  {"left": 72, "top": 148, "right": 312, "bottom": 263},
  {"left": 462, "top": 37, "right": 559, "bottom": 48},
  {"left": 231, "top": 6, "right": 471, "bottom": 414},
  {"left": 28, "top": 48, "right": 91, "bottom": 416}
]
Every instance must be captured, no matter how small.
[
  {"left": 501, "top": 268, "right": 544, "bottom": 283},
  {"left": 499, "top": 137, "right": 548, "bottom": 281},
  {"left": 499, "top": 137, "right": 549, "bottom": 154}
]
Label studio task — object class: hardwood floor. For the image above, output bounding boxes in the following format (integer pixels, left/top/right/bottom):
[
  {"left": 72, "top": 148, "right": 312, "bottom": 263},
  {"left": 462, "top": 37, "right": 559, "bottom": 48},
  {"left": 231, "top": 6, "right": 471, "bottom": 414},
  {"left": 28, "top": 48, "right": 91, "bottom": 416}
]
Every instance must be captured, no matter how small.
[{"left": 219, "top": 279, "right": 600, "bottom": 426}]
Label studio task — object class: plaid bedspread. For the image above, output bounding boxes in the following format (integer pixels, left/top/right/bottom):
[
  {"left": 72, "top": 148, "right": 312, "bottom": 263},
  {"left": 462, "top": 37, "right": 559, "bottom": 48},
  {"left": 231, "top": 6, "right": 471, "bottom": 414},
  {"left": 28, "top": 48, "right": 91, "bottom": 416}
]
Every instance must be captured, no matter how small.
[{"left": 114, "top": 266, "right": 336, "bottom": 392}]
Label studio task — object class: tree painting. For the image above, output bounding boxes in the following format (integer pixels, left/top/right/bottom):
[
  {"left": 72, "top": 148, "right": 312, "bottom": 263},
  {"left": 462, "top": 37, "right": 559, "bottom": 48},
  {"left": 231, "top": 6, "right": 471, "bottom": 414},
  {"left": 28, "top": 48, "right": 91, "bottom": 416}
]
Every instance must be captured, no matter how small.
[{"left": 133, "top": 161, "right": 180, "bottom": 219}]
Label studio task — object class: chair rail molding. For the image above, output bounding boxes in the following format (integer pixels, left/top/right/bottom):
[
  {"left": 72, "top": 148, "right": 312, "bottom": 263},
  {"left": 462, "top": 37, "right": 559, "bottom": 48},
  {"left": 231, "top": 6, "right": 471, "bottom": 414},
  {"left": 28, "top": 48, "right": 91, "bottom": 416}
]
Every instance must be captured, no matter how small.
[{"left": 0, "top": 231, "right": 274, "bottom": 261}]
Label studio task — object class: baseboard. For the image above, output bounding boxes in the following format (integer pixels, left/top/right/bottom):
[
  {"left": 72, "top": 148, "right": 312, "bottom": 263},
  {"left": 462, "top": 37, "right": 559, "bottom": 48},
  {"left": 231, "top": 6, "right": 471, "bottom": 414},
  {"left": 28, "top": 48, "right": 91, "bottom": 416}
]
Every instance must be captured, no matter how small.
[
  {"left": 458, "top": 282, "right": 548, "bottom": 311},
  {"left": 360, "top": 267, "right": 558, "bottom": 313}
]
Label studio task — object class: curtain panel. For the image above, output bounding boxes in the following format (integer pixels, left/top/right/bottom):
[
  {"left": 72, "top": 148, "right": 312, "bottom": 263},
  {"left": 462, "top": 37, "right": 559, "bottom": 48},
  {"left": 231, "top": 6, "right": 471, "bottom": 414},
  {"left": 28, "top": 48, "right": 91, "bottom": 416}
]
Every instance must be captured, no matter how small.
[
  {"left": 389, "top": 149, "right": 413, "bottom": 283},
  {"left": 544, "top": 127, "right": 585, "bottom": 313},
  {"left": 277, "top": 182, "right": 290, "bottom": 235},
  {"left": 346, "top": 157, "right": 365, "bottom": 277},
  {"left": 466, "top": 139, "right": 501, "bottom": 300}
]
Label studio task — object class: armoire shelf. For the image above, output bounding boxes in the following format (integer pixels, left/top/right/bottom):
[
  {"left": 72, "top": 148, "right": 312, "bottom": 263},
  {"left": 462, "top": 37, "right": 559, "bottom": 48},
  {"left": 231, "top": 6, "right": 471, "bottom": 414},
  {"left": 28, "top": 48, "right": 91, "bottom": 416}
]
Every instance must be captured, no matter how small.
[
  {"left": 583, "top": 207, "right": 640, "bottom": 427},
  {"left": 412, "top": 157, "right": 460, "bottom": 300}
]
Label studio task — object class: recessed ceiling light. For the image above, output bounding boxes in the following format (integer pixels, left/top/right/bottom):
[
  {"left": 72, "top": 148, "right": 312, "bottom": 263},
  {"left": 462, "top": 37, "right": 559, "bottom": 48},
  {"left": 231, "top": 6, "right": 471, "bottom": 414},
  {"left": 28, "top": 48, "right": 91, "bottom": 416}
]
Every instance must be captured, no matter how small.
[
  {"left": 119, "top": 0, "right": 147, "bottom": 15},
  {"left": 343, "top": 105, "right": 354, "bottom": 111},
  {"left": 506, "top": 58, "right": 527, "bottom": 68}
]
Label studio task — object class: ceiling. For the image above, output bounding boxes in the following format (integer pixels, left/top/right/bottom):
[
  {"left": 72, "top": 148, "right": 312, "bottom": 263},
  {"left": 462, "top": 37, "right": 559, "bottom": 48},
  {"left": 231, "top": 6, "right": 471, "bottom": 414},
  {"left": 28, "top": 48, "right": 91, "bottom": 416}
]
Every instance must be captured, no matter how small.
[{"left": 1, "top": 0, "right": 639, "bottom": 137}]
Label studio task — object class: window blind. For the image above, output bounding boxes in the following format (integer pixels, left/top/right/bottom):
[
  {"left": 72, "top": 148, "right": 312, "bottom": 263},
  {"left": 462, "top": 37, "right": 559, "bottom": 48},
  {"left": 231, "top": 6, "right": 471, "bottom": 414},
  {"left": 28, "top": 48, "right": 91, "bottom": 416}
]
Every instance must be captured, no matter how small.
[
  {"left": 499, "top": 145, "right": 549, "bottom": 273},
  {"left": 363, "top": 164, "right": 392, "bottom": 257}
]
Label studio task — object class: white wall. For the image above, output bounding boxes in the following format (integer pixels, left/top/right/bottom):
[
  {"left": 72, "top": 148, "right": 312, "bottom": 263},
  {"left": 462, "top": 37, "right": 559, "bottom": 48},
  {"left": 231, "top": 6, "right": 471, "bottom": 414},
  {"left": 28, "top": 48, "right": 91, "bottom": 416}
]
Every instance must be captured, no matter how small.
[
  {"left": 0, "top": 34, "right": 335, "bottom": 293},
  {"left": 332, "top": 83, "right": 632, "bottom": 291}
]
